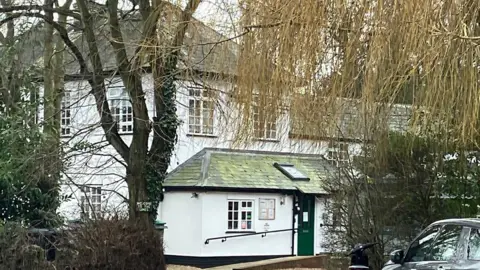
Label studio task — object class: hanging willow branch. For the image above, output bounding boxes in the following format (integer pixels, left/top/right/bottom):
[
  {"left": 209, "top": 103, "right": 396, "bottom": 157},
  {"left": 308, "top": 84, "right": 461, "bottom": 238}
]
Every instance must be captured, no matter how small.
[{"left": 233, "top": 0, "right": 480, "bottom": 149}]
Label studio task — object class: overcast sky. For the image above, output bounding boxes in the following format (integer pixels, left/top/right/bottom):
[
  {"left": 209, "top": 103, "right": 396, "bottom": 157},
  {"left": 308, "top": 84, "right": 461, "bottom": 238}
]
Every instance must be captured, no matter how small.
[{"left": 0, "top": 0, "right": 240, "bottom": 39}]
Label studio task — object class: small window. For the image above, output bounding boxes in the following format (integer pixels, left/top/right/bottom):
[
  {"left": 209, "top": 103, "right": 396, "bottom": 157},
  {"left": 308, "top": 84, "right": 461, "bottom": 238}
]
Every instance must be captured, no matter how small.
[
  {"left": 467, "top": 228, "right": 480, "bottom": 260},
  {"left": 109, "top": 87, "right": 133, "bottom": 134},
  {"left": 326, "top": 141, "right": 349, "bottom": 167},
  {"left": 188, "top": 88, "right": 214, "bottom": 135},
  {"left": 273, "top": 163, "right": 310, "bottom": 181},
  {"left": 252, "top": 95, "right": 277, "bottom": 140},
  {"left": 227, "top": 200, "right": 254, "bottom": 231},
  {"left": 61, "top": 91, "right": 72, "bottom": 136},
  {"left": 80, "top": 185, "right": 103, "bottom": 219}
]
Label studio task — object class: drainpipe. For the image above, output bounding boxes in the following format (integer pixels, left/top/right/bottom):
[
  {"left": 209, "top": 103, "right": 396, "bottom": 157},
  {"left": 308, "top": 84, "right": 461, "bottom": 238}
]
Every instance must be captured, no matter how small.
[{"left": 291, "top": 192, "right": 297, "bottom": 256}]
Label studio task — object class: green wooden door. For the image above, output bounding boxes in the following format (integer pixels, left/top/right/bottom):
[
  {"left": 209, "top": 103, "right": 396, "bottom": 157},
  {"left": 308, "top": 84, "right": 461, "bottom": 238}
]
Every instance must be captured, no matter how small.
[{"left": 297, "top": 194, "right": 315, "bottom": 255}]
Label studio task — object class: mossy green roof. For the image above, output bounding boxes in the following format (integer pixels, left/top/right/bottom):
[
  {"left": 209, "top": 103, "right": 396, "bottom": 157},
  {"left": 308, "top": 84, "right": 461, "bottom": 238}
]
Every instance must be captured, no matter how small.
[{"left": 164, "top": 148, "right": 338, "bottom": 194}]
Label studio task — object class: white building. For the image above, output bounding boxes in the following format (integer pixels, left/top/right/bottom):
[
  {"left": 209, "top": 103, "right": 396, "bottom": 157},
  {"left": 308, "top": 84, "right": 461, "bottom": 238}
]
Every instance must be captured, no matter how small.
[
  {"left": 14, "top": 3, "right": 413, "bottom": 267},
  {"left": 159, "top": 148, "right": 335, "bottom": 267}
]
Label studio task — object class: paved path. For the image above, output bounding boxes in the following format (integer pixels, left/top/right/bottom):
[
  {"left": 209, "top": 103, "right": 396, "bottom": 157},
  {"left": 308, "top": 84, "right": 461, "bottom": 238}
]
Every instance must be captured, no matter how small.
[{"left": 205, "top": 256, "right": 317, "bottom": 270}]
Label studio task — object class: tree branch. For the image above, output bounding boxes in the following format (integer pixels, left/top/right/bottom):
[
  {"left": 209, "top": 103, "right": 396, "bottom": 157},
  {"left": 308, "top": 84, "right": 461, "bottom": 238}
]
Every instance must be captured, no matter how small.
[
  {"left": 0, "top": 4, "right": 81, "bottom": 19},
  {"left": 76, "top": 0, "right": 130, "bottom": 162},
  {"left": 150, "top": 0, "right": 202, "bottom": 161},
  {"left": 0, "top": 12, "right": 88, "bottom": 75}
]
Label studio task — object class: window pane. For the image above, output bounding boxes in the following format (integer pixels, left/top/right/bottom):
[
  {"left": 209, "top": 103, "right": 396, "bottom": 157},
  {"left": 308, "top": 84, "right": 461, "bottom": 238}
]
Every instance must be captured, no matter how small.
[
  {"left": 189, "top": 100, "right": 195, "bottom": 114},
  {"left": 234, "top": 202, "right": 238, "bottom": 210},
  {"left": 228, "top": 212, "right": 232, "bottom": 220},
  {"left": 404, "top": 225, "right": 442, "bottom": 262},
  {"left": 430, "top": 225, "right": 463, "bottom": 261},
  {"left": 194, "top": 100, "right": 201, "bottom": 117},
  {"left": 247, "top": 202, "right": 252, "bottom": 208},
  {"left": 228, "top": 221, "right": 233, "bottom": 229},
  {"left": 241, "top": 211, "right": 246, "bottom": 220},
  {"left": 247, "top": 221, "right": 252, "bottom": 229},
  {"left": 233, "top": 212, "right": 238, "bottom": 220},
  {"left": 468, "top": 228, "right": 480, "bottom": 260},
  {"left": 247, "top": 212, "right": 252, "bottom": 220},
  {"left": 228, "top": 201, "right": 233, "bottom": 210},
  {"left": 233, "top": 221, "right": 238, "bottom": 229},
  {"left": 242, "top": 202, "right": 246, "bottom": 207}
]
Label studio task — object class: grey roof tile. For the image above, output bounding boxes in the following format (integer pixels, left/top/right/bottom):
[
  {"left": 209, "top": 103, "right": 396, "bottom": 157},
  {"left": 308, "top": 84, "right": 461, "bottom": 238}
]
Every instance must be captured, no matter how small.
[{"left": 165, "top": 148, "right": 337, "bottom": 194}]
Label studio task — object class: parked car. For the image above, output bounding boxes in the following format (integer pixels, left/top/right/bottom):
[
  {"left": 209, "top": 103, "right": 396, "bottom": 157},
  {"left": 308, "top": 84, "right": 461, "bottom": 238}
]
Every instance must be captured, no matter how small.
[{"left": 383, "top": 218, "right": 480, "bottom": 269}]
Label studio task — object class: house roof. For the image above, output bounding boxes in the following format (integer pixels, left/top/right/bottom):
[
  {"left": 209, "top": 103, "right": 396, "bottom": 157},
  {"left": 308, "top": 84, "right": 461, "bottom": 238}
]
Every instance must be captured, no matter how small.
[
  {"left": 164, "top": 148, "right": 338, "bottom": 194},
  {"left": 11, "top": 3, "right": 238, "bottom": 78},
  {"left": 290, "top": 96, "right": 413, "bottom": 141}
]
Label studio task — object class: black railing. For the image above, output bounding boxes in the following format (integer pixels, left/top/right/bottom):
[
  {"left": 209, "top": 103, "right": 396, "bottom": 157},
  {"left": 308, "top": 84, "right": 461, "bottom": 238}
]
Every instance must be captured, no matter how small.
[{"left": 204, "top": 228, "right": 297, "bottom": 244}]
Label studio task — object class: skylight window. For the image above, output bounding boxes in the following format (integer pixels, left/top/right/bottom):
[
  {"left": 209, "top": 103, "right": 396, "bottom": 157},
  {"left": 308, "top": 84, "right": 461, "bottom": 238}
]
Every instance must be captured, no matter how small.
[{"left": 273, "top": 163, "right": 310, "bottom": 181}]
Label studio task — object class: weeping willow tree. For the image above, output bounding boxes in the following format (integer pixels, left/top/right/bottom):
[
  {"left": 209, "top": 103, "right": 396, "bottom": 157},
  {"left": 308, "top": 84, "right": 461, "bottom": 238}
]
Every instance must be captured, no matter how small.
[
  {"left": 233, "top": 0, "right": 480, "bottom": 148},
  {"left": 231, "top": 2, "right": 480, "bottom": 266}
]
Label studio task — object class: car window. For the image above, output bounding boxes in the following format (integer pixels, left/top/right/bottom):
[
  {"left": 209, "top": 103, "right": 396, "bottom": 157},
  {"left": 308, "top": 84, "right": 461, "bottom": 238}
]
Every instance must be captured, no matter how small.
[
  {"left": 429, "top": 224, "right": 463, "bottom": 261},
  {"left": 467, "top": 228, "right": 480, "bottom": 260},
  {"left": 404, "top": 225, "right": 441, "bottom": 262}
]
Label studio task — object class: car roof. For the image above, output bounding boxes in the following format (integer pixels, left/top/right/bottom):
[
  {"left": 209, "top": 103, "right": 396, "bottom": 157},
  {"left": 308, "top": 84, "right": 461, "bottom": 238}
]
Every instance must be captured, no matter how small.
[{"left": 431, "top": 218, "right": 480, "bottom": 228}]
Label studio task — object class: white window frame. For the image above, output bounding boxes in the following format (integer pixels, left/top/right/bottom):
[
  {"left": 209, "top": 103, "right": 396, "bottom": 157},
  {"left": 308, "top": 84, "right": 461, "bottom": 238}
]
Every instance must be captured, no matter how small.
[
  {"left": 252, "top": 95, "right": 277, "bottom": 140},
  {"left": 109, "top": 87, "right": 133, "bottom": 134},
  {"left": 188, "top": 87, "right": 215, "bottom": 135},
  {"left": 80, "top": 185, "right": 102, "bottom": 219},
  {"left": 326, "top": 141, "right": 349, "bottom": 167},
  {"left": 61, "top": 91, "right": 72, "bottom": 136},
  {"left": 227, "top": 199, "right": 255, "bottom": 231}
]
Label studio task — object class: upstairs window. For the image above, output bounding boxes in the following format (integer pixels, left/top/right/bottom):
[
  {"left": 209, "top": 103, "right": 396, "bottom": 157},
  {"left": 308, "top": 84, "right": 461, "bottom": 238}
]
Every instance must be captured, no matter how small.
[
  {"left": 188, "top": 87, "right": 214, "bottom": 135},
  {"left": 80, "top": 185, "right": 102, "bottom": 219},
  {"left": 61, "top": 91, "right": 72, "bottom": 136},
  {"left": 109, "top": 88, "right": 133, "bottom": 134},
  {"left": 327, "top": 141, "right": 349, "bottom": 167},
  {"left": 253, "top": 95, "right": 277, "bottom": 140},
  {"left": 227, "top": 200, "right": 254, "bottom": 231}
]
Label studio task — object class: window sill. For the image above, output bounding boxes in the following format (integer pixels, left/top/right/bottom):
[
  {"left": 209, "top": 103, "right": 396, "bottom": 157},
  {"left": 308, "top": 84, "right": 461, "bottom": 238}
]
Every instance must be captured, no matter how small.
[
  {"left": 187, "top": 133, "right": 218, "bottom": 138},
  {"left": 225, "top": 231, "right": 257, "bottom": 234},
  {"left": 253, "top": 138, "right": 280, "bottom": 143}
]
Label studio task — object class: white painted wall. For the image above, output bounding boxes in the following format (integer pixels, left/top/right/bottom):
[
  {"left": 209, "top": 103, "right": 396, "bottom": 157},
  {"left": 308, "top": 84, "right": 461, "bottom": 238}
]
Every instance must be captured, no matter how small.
[
  {"left": 158, "top": 191, "right": 203, "bottom": 256},
  {"left": 56, "top": 74, "right": 354, "bottom": 221},
  {"left": 158, "top": 191, "right": 330, "bottom": 257},
  {"left": 315, "top": 197, "right": 328, "bottom": 254},
  {"left": 200, "top": 192, "right": 296, "bottom": 257}
]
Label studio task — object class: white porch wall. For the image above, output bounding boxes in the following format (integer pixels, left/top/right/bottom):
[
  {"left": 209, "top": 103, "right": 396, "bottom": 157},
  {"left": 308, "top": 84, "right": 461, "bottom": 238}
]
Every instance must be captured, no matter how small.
[
  {"left": 201, "top": 192, "right": 296, "bottom": 257},
  {"left": 158, "top": 191, "right": 298, "bottom": 257},
  {"left": 158, "top": 191, "right": 203, "bottom": 256},
  {"left": 315, "top": 197, "right": 328, "bottom": 254},
  {"left": 158, "top": 191, "right": 332, "bottom": 257}
]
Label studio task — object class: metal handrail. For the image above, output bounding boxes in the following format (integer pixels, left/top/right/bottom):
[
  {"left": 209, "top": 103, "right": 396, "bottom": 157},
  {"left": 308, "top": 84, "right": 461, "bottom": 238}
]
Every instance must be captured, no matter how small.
[{"left": 204, "top": 228, "right": 297, "bottom": 244}]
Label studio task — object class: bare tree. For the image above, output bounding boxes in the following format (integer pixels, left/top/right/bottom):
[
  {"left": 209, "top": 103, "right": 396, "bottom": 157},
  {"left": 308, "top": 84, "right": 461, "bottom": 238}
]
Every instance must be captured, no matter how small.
[{"left": 0, "top": 0, "right": 237, "bottom": 225}]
